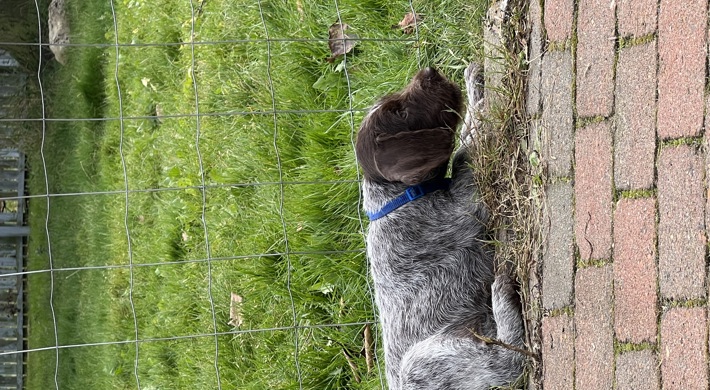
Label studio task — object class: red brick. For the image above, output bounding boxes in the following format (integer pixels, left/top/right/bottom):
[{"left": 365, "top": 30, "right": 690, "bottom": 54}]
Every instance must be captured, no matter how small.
[
  {"left": 574, "top": 122, "right": 613, "bottom": 260},
  {"left": 575, "top": 266, "right": 614, "bottom": 390},
  {"left": 544, "top": 0, "right": 574, "bottom": 43},
  {"left": 614, "top": 198, "right": 657, "bottom": 343},
  {"left": 540, "top": 50, "right": 574, "bottom": 178},
  {"left": 616, "top": 350, "right": 660, "bottom": 390},
  {"left": 657, "top": 0, "right": 707, "bottom": 139},
  {"left": 614, "top": 41, "right": 656, "bottom": 190},
  {"left": 542, "top": 182, "right": 575, "bottom": 310},
  {"left": 661, "top": 308, "right": 708, "bottom": 390},
  {"left": 576, "top": 0, "right": 616, "bottom": 117},
  {"left": 658, "top": 146, "right": 706, "bottom": 300},
  {"left": 617, "top": 0, "right": 657, "bottom": 37},
  {"left": 542, "top": 314, "right": 574, "bottom": 389}
]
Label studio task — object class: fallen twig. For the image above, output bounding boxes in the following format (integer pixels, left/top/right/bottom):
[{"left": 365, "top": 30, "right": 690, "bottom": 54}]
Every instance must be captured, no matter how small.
[{"left": 470, "top": 330, "right": 538, "bottom": 360}]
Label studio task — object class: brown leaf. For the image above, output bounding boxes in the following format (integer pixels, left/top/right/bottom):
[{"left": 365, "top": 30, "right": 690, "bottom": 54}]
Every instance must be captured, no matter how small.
[
  {"left": 342, "top": 348, "right": 361, "bottom": 383},
  {"left": 364, "top": 324, "right": 373, "bottom": 374},
  {"left": 393, "top": 12, "right": 422, "bottom": 34},
  {"left": 327, "top": 21, "right": 358, "bottom": 62}
]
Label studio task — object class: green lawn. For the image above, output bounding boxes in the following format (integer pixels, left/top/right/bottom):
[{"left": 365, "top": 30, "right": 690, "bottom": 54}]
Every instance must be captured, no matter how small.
[{"left": 26, "top": 0, "right": 487, "bottom": 388}]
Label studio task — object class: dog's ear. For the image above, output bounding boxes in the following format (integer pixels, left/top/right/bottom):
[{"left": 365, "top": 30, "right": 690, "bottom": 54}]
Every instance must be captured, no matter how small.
[{"left": 374, "top": 127, "right": 454, "bottom": 185}]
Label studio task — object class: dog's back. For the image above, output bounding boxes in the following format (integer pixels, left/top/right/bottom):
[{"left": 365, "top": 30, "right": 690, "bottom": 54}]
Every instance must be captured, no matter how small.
[{"left": 357, "top": 66, "right": 525, "bottom": 389}]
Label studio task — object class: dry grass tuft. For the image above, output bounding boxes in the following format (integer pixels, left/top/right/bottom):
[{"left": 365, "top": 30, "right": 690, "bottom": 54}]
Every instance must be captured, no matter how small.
[{"left": 467, "top": 0, "right": 545, "bottom": 387}]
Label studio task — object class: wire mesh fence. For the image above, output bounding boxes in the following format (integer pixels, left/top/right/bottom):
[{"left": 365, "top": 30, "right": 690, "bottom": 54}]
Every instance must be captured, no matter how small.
[{"left": 0, "top": 0, "right": 487, "bottom": 388}]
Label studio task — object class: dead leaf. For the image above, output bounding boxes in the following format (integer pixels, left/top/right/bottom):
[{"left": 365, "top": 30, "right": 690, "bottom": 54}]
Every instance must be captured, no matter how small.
[
  {"left": 228, "top": 292, "right": 243, "bottom": 327},
  {"left": 364, "top": 324, "right": 373, "bottom": 374},
  {"left": 393, "top": 12, "right": 422, "bottom": 34},
  {"left": 342, "top": 349, "right": 361, "bottom": 383},
  {"left": 327, "top": 21, "right": 358, "bottom": 63}
]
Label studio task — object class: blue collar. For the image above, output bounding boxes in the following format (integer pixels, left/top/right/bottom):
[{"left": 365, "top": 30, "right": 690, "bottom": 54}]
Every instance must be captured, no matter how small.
[{"left": 366, "top": 178, "right": 452, "bottom": 221}]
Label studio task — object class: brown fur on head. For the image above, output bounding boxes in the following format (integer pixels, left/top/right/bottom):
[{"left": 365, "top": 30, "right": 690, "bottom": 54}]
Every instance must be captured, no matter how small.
[{"left": 356, "top": 67, "right": 463, "bottom": 185}]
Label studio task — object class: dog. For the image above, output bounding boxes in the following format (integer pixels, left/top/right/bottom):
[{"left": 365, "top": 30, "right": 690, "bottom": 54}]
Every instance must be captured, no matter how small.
[{"left": 355, "top": 64, "right": 525, "bottom": 390}]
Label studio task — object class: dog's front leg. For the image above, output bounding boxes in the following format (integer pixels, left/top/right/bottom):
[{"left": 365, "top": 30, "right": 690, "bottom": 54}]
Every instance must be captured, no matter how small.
[{"left": 451, "top": 62, "right": 484, "bottom": 193}]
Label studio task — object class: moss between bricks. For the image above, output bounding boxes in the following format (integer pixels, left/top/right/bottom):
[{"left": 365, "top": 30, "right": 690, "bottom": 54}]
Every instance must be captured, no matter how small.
[
  {"left": 575, "top": 115, "right": 606, "bottom": 128},
  {"left": 614, "top": 340, "right": 656, "bottom": 355},
  {"left": 659, "top": 136, "right": 703, "bottom": 148},
  {"left": 570, "top": 0, "right": 579, "bottom": 122},
  {"left": 661, "top": 298, "right": 708, "bottom": 310},
  {"left": 548, "top": 176, "right": 573, "bottom": 185},
  {"left": 618, "top": 33, "right": 656, "bottom": 50},
  {"left": 577, "top": 257, "right": 611, "bottom": 269},
  {"left": 618, "top": 189, "right": 656, "bottom": 199},
  {"left": 547, "top": 39, "right": 573, "bottom": 52},
  {"left": 548, "top": 306, "right": 575, "bottom": 318}
]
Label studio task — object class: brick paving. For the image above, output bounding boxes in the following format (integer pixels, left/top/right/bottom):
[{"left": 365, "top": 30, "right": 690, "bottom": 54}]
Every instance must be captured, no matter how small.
[
  {"left": 541, "top": 314, "right": 575, "bottom": 388},
  {"left": 613, "top": 198, "right": 657, "bottom": 344},
  {"left": 574, "top": 266, "right": 614, "bottom": 390},
  {"left": 614, "top": 42, "right": 656, "bottom": 190},
  {"left": 616, "top": 349, "right": 660, "bottom": 390},
  {"left": 527, "top": 0, "right": 710, "bottom": 388}
]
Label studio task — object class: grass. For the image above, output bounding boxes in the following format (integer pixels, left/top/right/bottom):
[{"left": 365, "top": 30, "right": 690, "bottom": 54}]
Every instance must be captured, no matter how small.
[{"left": 23, "top": 1, "right": 494, "bottom": 389}]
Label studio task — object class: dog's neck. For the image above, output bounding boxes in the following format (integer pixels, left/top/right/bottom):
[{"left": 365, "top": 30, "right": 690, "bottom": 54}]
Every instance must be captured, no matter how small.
[
  {"left": 363, "top": 179, "right": 419, "bottom": 216},
  {"left": 362, "top": 176, "right": 451, "bottom": 219},
  {"left": 362, "top": 179, "right": 409, "bottom": 215}
]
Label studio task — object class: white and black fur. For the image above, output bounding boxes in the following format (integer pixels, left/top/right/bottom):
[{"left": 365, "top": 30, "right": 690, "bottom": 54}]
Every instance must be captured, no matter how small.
[{"left": 355, "top": 64, "right": 525, "bottom": 390}]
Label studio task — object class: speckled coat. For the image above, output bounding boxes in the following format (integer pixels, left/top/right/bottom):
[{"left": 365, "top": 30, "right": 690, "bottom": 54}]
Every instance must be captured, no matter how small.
[{"left": 356, "top": 65, "right": 525, "bottom": 390}]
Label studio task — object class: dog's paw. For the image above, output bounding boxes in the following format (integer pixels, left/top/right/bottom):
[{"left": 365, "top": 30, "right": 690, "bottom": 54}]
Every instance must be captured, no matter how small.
[
  {"left": 491, "top": 273, "right": 521, "bottom": 320},
  {"left": 492, "top": 274, "right": 517, "bottom": 300},
  {"left": 461, "top": 62, "right": 484, "bottom": 146},
  {"left": 491, "top": 274, "right": 524, "bottom": 347}
]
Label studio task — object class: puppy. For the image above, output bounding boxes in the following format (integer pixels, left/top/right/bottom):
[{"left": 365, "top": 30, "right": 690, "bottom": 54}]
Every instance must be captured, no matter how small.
[{"left": 355, "top": 65, "right": 525, "bottom": 390}]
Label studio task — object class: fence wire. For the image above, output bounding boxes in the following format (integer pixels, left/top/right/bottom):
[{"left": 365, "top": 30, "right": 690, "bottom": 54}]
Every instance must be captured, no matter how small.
[
  {"left": 333, "top": 0, "right": 386, "bottom": 387},
  {"left": 108, "top": 0, "right": 142, "bottom": 387},
  {"left": 4, "top": 1, "right": 432, "bottom": 388},
  {"left": 256, "top": 1, "right": 304, "bottom": 388},
  {"left": 32, "top": 0, "right": 59, "bottom": 388},
  {"left": 188, "top": 0, "right": 223, "bottom": 388}
]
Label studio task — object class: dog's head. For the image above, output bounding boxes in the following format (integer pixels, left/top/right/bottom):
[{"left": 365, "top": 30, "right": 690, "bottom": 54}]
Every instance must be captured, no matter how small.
[{"left": 356, "top": 67, "right": 463, "bottom": 185}]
